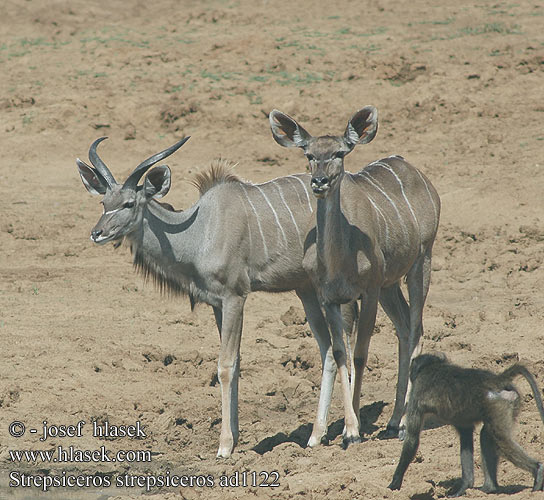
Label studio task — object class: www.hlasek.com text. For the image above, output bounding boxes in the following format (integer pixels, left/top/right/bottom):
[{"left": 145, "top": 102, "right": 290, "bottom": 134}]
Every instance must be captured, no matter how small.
[{"left": 9, "top": 445, "right": 151, "bottom": 463}]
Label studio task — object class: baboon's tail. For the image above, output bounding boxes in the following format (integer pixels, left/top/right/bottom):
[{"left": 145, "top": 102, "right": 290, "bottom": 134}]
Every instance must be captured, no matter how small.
[{"left": 501, "top": 363, "right": 544, "bottom": 425}]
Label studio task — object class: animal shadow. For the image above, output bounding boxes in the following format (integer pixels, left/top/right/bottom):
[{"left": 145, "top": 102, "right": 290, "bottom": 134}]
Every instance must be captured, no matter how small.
[
  {"left": 436, "top": 478, "right": 528, "bottom": 496},
  {"left": 252, "top": 401, "right": 386, "bottom": 455}
]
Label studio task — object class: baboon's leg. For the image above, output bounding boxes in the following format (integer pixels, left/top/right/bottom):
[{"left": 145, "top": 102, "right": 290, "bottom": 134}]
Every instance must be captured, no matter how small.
[
  {"left": 480, "top": 423, "right": 499, "bottom": 493},
  {"left": 450, "top": 426, "right": 474, "bottom": 497},
  {"left": 379, "top": 284, "right": 410, "bottom": 437},
  {"left": 388, "top": 407, "right": 424, "bottom": 491},
  {"left": 492, "top": 425, "right": 543, "bottom": 489}
]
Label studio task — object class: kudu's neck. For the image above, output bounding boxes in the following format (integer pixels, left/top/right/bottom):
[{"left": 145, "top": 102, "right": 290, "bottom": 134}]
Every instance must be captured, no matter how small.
[
  {"left": 315, "top": 173, "right": 350, "bottom": 271},
  {"left": 128, "top": 200, "right": 201, "bottom": 270}
]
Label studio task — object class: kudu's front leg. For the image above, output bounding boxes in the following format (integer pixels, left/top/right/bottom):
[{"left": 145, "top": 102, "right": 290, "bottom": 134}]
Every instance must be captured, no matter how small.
[
  {"left": 325, "top": 303, "right": 360, "bottom": 446},
  {"left": 297, "top": 289, "right": 337, "bottom": 447},
  {"left": 351, "top": 290, "right": 379, "bottom": 428},
  {"left": 216, "top": 295, "right": 246, "bottom": 458}
]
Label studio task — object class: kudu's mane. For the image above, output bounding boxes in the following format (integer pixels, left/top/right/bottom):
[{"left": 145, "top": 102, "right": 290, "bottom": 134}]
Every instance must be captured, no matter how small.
[
  {"left": 128, "top": 159, "right": 242, "bottom": 309},
  {"left": 190, "top": 159, "right": 241, "bottom": 196}
]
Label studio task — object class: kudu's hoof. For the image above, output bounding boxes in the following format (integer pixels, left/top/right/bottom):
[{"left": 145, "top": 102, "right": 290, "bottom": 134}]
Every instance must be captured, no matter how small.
[
  {"left": 380, "top": 424, "right": 399, "bottom": 440},
  {"left": 216, "top": 444, "right": 234, "bottom": 459},
  {"left": 307, "top": 434, "right": 329, "bottom": 448},
  {"left": 342, "top": 433, "right": 361, "bottom": 449},
  {"left": 387, "top": 480, "right": 401, "bottom": 491},
  {"left": 481, "top": 484, "right": 498, "bottom": 494},
  {"left": 448, "top": 487, "right": 469, "bottom": 497},
  {"left": 533, "top": 462, "right": 544, "bottom": 491}
]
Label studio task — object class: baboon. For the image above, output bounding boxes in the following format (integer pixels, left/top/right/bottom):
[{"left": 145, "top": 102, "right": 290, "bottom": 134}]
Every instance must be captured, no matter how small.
[{"left": 388, "top": 353, "right": 544, "bottom": 496}]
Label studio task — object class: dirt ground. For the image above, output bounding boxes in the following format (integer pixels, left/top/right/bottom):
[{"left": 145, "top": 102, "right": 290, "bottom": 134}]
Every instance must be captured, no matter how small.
[{"left": 1, "top": 0, "right": 543, "bottom": 498}]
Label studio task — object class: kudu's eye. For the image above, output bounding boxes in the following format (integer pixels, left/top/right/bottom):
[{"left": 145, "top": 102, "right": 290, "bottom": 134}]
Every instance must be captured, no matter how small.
[
  {"left": 123, "top": 201, "right": 135, "bottom": 209},
  {"left": 306, "top": 154, "right": 315, "bottom": 162},
  {"left": 332, "top": 151, "right": 346, "bottom": 160}
]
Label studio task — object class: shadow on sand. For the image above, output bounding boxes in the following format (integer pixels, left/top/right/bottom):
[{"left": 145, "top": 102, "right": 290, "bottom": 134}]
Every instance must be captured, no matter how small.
[{"left": 252, "top": 400, "right": 387, "bottom": 455}]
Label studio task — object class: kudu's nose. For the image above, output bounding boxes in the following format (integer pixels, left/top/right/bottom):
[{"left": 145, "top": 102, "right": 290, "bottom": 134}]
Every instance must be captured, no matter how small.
[
  {"left": 311, "top": 176, "right": 330, "bottom": 188},
  {"left": 91, "top": 229, "right": 103, "bottom": 241}
]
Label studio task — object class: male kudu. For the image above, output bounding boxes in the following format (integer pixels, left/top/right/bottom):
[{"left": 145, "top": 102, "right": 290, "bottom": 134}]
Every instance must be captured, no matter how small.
[
  {"left": 76, "top": 136, "right": 356, "bottom": 457},
  {"left": 270, "top": 107, "right": 440, "bottom": 445}
]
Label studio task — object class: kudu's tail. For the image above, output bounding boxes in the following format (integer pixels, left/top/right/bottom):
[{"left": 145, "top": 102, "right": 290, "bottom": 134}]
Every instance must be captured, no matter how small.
[{"left": 500, "top": 363, "right": 544, "bottom": 425}]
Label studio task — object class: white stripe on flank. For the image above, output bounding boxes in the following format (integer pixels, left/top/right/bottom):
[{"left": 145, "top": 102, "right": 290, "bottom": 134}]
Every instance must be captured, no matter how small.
[
  {"left": 274, "top": 181, "right": 303, "bottom": 248},
  {"left": 255, "top": 185, "right": 288, "bottom": 246},
  {"left": 237, "top": 187, "right": 253, "bottom": 254},
  {"left": 288, "top": 175, "right": 313, "bottom": 213},
  {"left": 376, "top": 162, "right": 419, "bottom": 231},
  {"left": 241, "top": 185, "right": 268, "bottom": 260},
  {"left": 367, "top": 195, "right": 390, "bottom": 244},
  {"left": 415, "top": 169, "right": 438, "bottom": 227},
  {"left": 361, "top": 171, "right": 409, "bottom": 241},
  {"left": 284, "top": 176, "right": 305, "bottom": 208}
]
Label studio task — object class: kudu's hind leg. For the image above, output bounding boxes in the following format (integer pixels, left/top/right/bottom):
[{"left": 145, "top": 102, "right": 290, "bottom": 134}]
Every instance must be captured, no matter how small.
[
  {"left": 397, "top": 247, "right": 433, "bottom": 436},
  {"left": 343, "top": 300, "right": 359, "bottom": 397},
  {"left": 212, "top": 305, "right": 223, "bottom": 337},
  {"left": 379, "top": 283, "right": 411, "bottom": 437},
  {"left": 216, "top": 295, "right": 246, "bottom": 458}
]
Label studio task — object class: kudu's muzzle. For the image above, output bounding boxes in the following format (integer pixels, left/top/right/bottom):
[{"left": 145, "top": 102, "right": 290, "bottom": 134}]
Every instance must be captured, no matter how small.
[{"left": 311, "top": 175, "right": 330, "bottom": 196}]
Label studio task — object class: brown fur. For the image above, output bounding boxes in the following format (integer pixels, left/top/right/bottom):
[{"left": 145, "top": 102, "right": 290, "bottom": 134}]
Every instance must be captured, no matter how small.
[{"left": 389, "top": 353, "right": 544, "bottom": 496}]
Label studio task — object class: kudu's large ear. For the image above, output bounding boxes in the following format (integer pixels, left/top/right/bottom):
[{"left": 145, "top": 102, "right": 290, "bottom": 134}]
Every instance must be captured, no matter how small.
[
  {"left": 77, "top": 158, "right": 108, "bottom": 195},
  {"left": 144, "top": 165, "right": 171, "bottom": 199},
  {"left": 269, "top": 110, "right": 312, "bottom": 149},
  {"left": 344, "top": 106, "right": 378, "bottom": 149}
]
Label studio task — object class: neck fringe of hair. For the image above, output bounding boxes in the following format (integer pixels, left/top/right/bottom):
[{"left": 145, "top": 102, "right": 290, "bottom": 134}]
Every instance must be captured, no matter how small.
[{"left": 132, "top": 243, "right": 198, "bottom": 310}]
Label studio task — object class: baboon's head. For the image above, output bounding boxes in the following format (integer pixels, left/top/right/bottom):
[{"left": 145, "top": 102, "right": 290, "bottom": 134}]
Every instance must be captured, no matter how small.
[{"left": 410, "top": 352, "right": 448, "bottom": 381}]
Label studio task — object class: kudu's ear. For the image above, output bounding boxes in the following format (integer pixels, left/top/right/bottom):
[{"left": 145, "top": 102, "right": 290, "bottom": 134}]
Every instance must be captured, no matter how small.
[
  {"left": 144, "top": 165, "right": 171, "bottom": 199},
  {"left": 77, "top": 158, "right": 108, "bottom": 195},
  {"left": 269, "top": 110, "right": 312, "bottom": 149},
  {"left": 344, "top": 106, "right": 378, "bottom": 149}
]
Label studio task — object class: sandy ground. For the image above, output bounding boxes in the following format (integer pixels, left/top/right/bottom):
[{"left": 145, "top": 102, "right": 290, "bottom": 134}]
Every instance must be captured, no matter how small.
[{"left": 1, "top": 0, "right": 544, "bottom": 498}]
